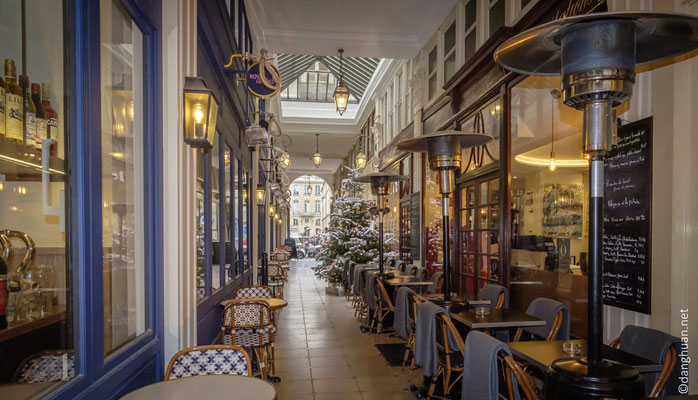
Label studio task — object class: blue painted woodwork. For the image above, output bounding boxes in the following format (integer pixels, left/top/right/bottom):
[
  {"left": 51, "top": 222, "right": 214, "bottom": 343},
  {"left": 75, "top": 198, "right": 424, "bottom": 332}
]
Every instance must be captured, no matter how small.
[
  {"left": 47, "top": 0, "right": 164, "bottom": 398},
  {"left": 195, "top": 0, "right": 256, "bottom": 346}
]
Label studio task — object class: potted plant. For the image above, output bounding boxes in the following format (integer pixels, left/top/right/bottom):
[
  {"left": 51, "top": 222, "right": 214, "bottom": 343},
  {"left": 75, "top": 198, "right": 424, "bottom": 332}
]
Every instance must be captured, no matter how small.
[{"left": 312, "top": 263, "right": 345, "bottom": 295}]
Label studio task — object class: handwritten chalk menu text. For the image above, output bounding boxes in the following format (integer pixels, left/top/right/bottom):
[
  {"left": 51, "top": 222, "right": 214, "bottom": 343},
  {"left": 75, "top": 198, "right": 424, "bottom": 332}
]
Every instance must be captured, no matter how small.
[{"left": 602, "top": 117, "right": 652, "bottom": 314}]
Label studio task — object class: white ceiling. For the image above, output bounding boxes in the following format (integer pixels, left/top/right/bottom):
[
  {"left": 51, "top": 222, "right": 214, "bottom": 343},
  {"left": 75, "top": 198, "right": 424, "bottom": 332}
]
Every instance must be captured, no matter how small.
[{"left": 245, "top": 0, "right": 458, "bottom": 59}]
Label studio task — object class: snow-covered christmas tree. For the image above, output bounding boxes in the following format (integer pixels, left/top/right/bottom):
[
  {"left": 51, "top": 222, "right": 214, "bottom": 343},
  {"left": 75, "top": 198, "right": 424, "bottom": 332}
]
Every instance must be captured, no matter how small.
[{"left": 313, "top": 166, "right": 397, "bottom": 284}]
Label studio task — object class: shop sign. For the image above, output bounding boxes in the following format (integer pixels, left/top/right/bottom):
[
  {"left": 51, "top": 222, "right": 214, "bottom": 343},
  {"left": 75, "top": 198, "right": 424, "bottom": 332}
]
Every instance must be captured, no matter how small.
[
  {"left": 379, "top": 122, "right": 414, "bottom": 170},
  {"left": 246, "top": 62, "right": 281, "bottom": 99}
]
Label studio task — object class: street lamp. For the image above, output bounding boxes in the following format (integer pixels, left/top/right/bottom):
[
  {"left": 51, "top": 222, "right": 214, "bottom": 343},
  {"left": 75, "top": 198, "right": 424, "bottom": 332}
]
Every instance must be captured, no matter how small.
[
  {"left": 183, "top": 76, "right": 219, "bottom": 148},
  {"left": 354, "top": 172, "right": 407, "bottom": 277},
  {"left": 398, "top": 131, "right": 492, "bottom": 309}
]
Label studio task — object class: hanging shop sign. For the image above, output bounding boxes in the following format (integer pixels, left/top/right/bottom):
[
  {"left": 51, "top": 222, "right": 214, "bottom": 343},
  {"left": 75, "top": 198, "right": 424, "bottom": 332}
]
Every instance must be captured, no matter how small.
[{"left": 247, "top": 62, "right": 281, "bottom": 99}]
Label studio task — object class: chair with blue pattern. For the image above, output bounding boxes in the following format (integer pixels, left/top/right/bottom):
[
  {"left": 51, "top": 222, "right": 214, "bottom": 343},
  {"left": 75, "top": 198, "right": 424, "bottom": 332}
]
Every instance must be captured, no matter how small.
[
  {"left": 164, "top": 345, "right": 251, "bottom": 381},
  {"left": 234, "top": 285, "right": 274, "bottom": 300}
]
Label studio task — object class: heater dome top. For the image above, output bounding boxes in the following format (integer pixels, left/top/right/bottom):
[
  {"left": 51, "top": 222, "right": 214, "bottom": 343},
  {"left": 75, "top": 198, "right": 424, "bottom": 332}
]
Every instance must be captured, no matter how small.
[
  {"left": 353, "top": 172, "right": 408, "bottom": 184},
  {"left": 397, "top": 131, "right": 493, "bottom": 153},
  {"left": 494, "top": 11, "right": 698, "bottom": 76}
]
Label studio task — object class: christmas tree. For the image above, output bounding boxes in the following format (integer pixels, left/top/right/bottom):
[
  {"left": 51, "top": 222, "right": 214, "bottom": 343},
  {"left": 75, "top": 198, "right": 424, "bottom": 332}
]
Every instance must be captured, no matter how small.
[{"left": 313, "top": 166, "right": 397, "bottom": 284}]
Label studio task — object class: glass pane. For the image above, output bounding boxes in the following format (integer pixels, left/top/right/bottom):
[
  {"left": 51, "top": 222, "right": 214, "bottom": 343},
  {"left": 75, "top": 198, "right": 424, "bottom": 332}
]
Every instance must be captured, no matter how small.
[
  {"left": 479, "top": 207, "right": 488, "bottom": 229},
  {"left": 288, "top": 80, "right": 297, "bottom": 98},
  {"left": 101, "top": 0, "right": 145, "bottom": 354},
  {"left": 467, "top": 255, "right": 475, "bottom": 275},
  {"left": 196, "top": 149, "right": 205, "bottom": 300},
  {"left": 461, "top": 99, "right": 502, "bottom": 173},
  {"left": 462, "top": 231, "right": 475, "bottom": 252},
  {"left": 428, "top": 76, "right": 437, "bottom": 99},
  {"left": 234, "top": 159, "right": 239, "bottom": 276},
  {"left": 491, "top": 179, "right": 499, "bottom": 203},
  {"left": 444, "top": 21, "right": 456, "bottom": 53},
  {"left": 489, "top": 0, "right": 505, "bottom": 36},
  {"left": 224, "top": 148, "right": 232, "bottom": 283},
  {"left": 490, "top": 206, "right": 499, "bottom": 229},
  {"left": 479, "top": 181, "right": 489, "bottom": 204},
  {"left": 211, "top": 135, "right": 220, "bottom": 291},
  {"left": 521, "top": 0, "right": 532, "bottom": 9},
  {"left": 489, "top": 257, "right": 500, "bottom": 281},
  {"left": 444, "top": 52, "right": 456, "bottom": 81},
  {"left": 242, "top": 172, "right": 249, "bottom": 267},
  {"left": 465, "top": 0, "right": 477, "bottom": 29},
  {"left": 479, "top": 231, "right": 489, "bottom": 254},
  {"left": 0, "top": 0, "right": 76, "bottom": 388},
  {"left": 428, "top": 47, "right": 437, "bottom": 74},
  {"left": 318, "top": 73, "right": 328, "bottom": 101},
  {"left": 479, "top": 255, "right": 488, "bottom": 278},
  {"left": 467, "top": 186, "right": 475, "bottom": 207}
]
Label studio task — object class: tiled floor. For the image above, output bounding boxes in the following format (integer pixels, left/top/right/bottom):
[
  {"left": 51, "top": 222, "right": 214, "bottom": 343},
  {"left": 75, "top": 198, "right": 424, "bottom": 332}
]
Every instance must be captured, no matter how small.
[{"left": 273, "top": 259, "right": 419, "bottom": 399}]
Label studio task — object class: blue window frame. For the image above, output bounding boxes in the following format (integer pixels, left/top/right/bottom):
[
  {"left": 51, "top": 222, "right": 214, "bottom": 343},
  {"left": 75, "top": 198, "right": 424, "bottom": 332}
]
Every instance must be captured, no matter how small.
[{"left": 46, "top": 0, "right": 164, "bottom": 398}]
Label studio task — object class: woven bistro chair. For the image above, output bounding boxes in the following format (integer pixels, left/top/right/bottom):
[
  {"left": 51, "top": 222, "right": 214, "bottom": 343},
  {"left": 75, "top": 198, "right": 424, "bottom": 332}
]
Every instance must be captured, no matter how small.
[
  {"left": 427, "top": 313, "right": 466, "bottom": 398},
  {"left": 499, "top": 351, "right": 540, "bottom": 399},
  {"left": 234, "top": 285, "right": 274, "bottom": 299},
  {"left": 386, "top": 259, "right": 396, "bottom": 269},
  {"left": 416, "top": 267, "right": 429, "bottom": 281},
  {"left": 164, "top": 345, "right": 252, "bottom": 380},
  {"left": 401, "top": 292, "right": 423, "bottom": 381},
  {"left": 513, "top": 298, "right": 569, "bottom": 342},
  {"left": 478, "top": 284, "right": 509, "bottom": 309},
  {"left": 221, "top": 300, "right": 275, "bottom": 379},
  {"left": 396, "top": 260, "right": 407, "bottom": 272},
  {"left": 609, "top": 325, "right": 680, "bottom": 397},
  {"left": 406, "top": 264, "right": 418, "bottom": 276},
  {"left": 12, "top": 350, "right": 75, "bottom": 383},
  {"left": 369, "top": 278, "right": 395, "bottom": 342},
  {"left": 267, "top": 263, "right": 285, "bottom": 297}
]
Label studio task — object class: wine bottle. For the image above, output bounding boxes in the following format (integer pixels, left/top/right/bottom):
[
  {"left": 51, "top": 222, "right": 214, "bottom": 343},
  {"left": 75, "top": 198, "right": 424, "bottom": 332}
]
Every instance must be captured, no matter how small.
[
  {"left": 4, "top": 59, "right": 23, "bottom": 145},
  {"left": 42, "top": 83, "right": 58, "bottom": 156},
  {"left": 0, "top": 256, "right": 7, "bottom": 330},
  {"left": 19, "top": 75, "right": 36, "bottom": 148},
  {"left": 32, "top": 83, "right": 47, "bottom": 150},
  {"left": 0, "top": 75, "right": 5, "bottom": 139}
]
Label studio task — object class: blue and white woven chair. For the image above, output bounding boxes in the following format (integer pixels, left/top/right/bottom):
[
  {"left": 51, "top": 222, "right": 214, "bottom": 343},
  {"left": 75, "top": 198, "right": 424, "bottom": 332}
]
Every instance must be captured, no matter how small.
[
  {"left": 164, "top": 345, "right": 251, "bottom": 381},
  {"left": 234, "top": 285, "right": 274, "bottom": 299},
  {"left": 222, "top": 300, "right": 275, "bottom": 379},
  {"left": 13, "top": 350, "right": 75, "bottom": 383}
]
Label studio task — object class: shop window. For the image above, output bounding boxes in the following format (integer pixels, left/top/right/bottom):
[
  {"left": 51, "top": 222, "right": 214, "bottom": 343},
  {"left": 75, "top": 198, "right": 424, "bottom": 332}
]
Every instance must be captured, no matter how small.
[
  {"left": 464, "top": 0, "right": 477, "bottom": 62},
  {"left": 488, "top": 0, "right": 505, "bottom": 36},
  {"left": 509, "top": 75, "right": 587, "bottom": 337},
  {"left": 211, "top": 134, "right": 221, "bottom": 291},
  {"left": 233, "top": 158, "right": 240, "bottom": 277},
  {"left": 0, "top": 0, "right": 75, "bottom": 389},
  {"left": 224, "top": 147, "right": 232, "bottom": 283},
  {"left": 384, "top": 165, "right": 400, "bottom": 255},
  {"left": 242, "top": 171, "right": 249, "bottom": 268},
  {"left": 460, "top": 98, "right": 502, "bottom": 174},
  {"left": 101, "top": 0, "right": 146, "bottom": 354},
  {"left": 443, "top": 21, "right": 456, "bottom": 81},
  {"left": 427, "top": 46, "right": 437, "bottom": 100},
  {"left": 196, "top": 149, "right": 205, "bottom": 300}
]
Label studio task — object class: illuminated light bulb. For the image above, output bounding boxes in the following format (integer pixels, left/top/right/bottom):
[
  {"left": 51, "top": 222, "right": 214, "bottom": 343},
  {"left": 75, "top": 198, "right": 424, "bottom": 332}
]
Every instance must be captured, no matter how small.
[
  {"left": 495, "top": 105, "right": 501, "bottom": 111},
  {"left": 549, "top": 152, "right": 557, "bottom": 172},
  {"left": 103, "top": 202, "right": 109, "bottom": 208},
  {"left": 0, "top": 182, "right": 3, "bottom": 191},
  {"left": 393, "top": 206, "right": 397, "bottom": 214},
  {"left": 193, "top": 103, "right": 205, "bottom": 123}
]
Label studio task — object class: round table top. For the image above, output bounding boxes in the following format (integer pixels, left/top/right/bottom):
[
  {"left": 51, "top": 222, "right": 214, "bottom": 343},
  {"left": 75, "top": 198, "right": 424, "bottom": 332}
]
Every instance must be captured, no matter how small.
[
  {"left": 120, "top": 375, "right": 276, "bottom": 400},
  {"left": 220, "top": 297, "right": 288, "bottom": 310}
]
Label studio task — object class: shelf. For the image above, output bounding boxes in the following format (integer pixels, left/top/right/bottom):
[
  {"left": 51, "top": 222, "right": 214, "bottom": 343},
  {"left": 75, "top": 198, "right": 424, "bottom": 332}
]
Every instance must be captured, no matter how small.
[
  {"left": 0, "top": 305, "right": 67, "bottom": 342},
  {"left": 0, "top": 139, "right": 65, "bottom": 182}
]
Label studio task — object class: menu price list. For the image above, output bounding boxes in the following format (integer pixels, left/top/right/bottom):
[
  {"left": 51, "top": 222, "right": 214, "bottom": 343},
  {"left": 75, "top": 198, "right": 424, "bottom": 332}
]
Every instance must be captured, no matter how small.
[{"left": 602, "top": 117, "right": 652, "bottom": 314}]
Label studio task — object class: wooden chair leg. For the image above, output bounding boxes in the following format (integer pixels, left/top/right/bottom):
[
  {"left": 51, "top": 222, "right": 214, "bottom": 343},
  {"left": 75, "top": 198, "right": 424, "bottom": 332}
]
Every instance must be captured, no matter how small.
[
  {"left": 443, "top": 365, "right": 451, "bottom": 395},
  {"left": 402, "top": 334, "right": 412, "bottom": 370},
  {"left": 408, "top": 354, "right": 417, "bottom": 382},
  {"left": 427, "top": 374, "right": 438, "bottom": 399}
]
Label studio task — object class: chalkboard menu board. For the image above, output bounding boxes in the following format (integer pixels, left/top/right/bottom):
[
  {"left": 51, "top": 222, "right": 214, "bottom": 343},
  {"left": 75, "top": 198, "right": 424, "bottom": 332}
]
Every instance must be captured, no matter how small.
[
  {"left": 410, "top": 192, "right": 421, "bottom": 260},
  {"left": 602, "top": 117, "right": 652, "bottom": 314}
]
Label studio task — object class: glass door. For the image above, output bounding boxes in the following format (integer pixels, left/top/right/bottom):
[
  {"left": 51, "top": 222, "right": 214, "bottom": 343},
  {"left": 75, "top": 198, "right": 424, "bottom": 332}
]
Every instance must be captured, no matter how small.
[
  {"left": 399, "top": 200, "right": 411, "bottom": 261},
  {"left": 459, "top": 176, "right": 500, "bottom": 297}
]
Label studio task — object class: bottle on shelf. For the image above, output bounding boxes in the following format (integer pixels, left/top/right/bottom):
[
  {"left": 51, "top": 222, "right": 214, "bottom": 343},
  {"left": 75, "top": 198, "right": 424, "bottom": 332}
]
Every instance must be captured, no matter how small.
[
  {"left": 0, "top": 74, "right": 5, "bottom": 140},
  {"left": 32, "top": 83, "right": 47, "bottom": 151},
  {"left": 42, "top": 83, "right": 58, "bottom": 156},
  {"left": 19, "top": 75, "right": 36, "bottom": 149},
  {"left": 4, "top": 59, "right": 23, "bottom": 145}
]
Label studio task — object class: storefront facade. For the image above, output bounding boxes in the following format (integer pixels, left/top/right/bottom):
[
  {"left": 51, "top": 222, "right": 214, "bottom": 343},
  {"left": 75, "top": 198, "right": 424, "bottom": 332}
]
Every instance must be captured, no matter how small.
[{"left": 365, "top": 0, "right": 697, "bottom": 388}]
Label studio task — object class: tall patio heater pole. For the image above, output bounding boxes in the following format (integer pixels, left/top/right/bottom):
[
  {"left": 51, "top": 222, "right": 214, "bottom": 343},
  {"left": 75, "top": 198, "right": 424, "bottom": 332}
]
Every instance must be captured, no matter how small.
[
  {"left": 354, "top": 173, "right": 407, "bottom": 276},
  {"left": 495, "top": 11, "right": 698, "bottom": 399},
  {"left": 398, "top": 132, "right": 492, "bottom": 309}
]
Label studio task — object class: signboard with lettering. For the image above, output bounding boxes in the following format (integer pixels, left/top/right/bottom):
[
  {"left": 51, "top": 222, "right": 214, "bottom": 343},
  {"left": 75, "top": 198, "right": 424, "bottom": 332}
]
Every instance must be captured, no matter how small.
[
  {"left": 246, "top": 62, "right": 281, "bottom": 99},
  {"left": 602, "top": 117, "right": 652, "bottom": 314}
]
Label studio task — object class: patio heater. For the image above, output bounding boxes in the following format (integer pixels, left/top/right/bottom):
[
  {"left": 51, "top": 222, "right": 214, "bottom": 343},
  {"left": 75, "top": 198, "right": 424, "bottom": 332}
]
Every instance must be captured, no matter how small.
[
  {"left": 354, "top": 172, "right": 407, "bottom": 277},
  {"left": 397, "top": 132, "right": 492, "bottom": 309},
  {"left": 494, "top": 11, "right": 698, "bottom": 399}
]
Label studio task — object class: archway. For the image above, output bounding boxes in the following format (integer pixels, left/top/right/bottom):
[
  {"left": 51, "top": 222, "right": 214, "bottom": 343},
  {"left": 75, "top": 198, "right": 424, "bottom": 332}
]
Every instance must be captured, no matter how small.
[{"left": 289, "top": 175, "right": 333, "bottom": 245}]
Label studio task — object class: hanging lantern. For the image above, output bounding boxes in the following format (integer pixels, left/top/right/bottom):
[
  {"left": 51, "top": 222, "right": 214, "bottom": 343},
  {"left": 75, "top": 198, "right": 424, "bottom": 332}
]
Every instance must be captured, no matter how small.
[
  {"left": 355, "top": 151, "right": 367, "bottom": 170},
  {"left": 333, "top": 49, "right": 350, "bottom": 116},
  {"left": 183, "top": 76, "right": 219, "bottom": 148},
  {"left": 281, "top": 152, "right": 291, "bottom": 168},
  {"left": 255, "top": 184, "right": 266, "bottom": 206},
  {"left": 312, "top": 134, "right": 322, "bottom": 167}
]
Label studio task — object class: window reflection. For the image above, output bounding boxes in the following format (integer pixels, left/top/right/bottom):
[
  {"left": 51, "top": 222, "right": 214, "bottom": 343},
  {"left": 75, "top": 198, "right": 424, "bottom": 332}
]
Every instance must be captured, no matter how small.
[{"left": 100, "top": 0, "right": 145, "bottom": 354}]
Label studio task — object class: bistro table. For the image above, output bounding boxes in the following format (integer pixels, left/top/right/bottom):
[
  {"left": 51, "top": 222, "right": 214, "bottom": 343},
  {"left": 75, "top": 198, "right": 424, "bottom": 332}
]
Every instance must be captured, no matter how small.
[
  {"left": 383, "top": 277, "right": 433, "bottom": 287},
  {"left": 220, "top": 297, "right": 288, "bottom": 311},
  {"left": 450, "top": 308, "right": 545, "bottom": 330},
  {"left": 120, "top": 375, "right": 277, "bottom": 400},
  {"left": 507, "top": 339, "right": 663, "bottom": 373},
  {"left": 419, "top": 293, "right": 491, "bottom": 306}
]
